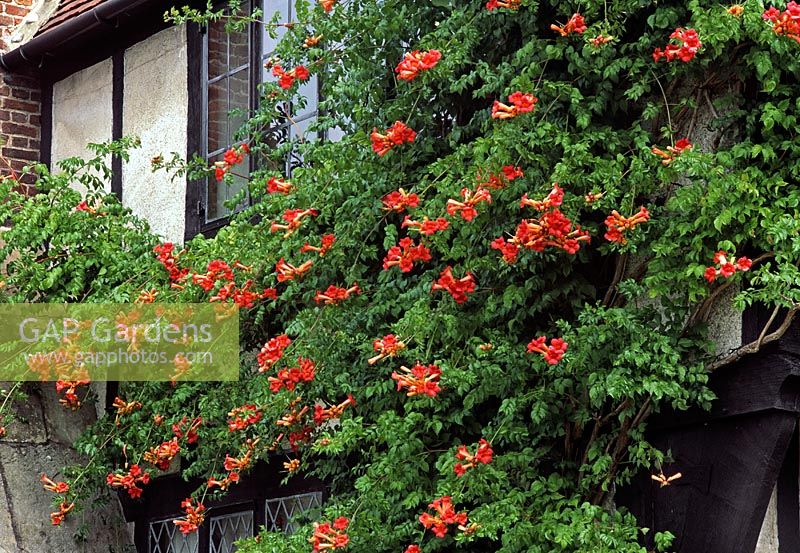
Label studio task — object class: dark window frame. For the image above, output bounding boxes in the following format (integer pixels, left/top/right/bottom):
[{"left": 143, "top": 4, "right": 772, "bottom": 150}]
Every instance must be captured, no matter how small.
[{"left": 185, "top": 0, "right": 324, "bottom": 241}]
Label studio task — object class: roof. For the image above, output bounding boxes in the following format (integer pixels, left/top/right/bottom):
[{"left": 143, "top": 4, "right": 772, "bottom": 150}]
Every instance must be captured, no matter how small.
[{"left": 37, "top": 0, "right": 110, "bottom": 35}]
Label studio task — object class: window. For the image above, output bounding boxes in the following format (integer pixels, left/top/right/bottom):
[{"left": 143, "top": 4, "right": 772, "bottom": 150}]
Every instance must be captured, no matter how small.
[
  {"left": 265, "top": 490, "right": 323, "bottom": 533},
  {"left": 195, "top": 0, "right": 322, "bottom": 233},
  {"left": 145, "top": 492, "right": 323, "bottom": 553},
  {"left": 203, "top": 1, "right": 253, "bottom": 223},
  {"left": 209, "top": 510, "right": 254, "bottom": 553},
  {"left": 149, "top": 517, "right": 200, "bottom": 553}
]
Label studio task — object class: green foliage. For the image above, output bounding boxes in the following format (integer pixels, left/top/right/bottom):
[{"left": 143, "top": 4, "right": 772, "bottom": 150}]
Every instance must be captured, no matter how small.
[{"left": 4, "top": 0, "right": 800, "bottom": 551}]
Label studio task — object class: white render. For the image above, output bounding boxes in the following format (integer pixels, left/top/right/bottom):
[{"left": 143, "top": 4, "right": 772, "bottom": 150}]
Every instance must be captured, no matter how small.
[
  {"left": 754, "top": 485, "right": 779, "bottom": 553},
  {"left": 121, "top": 25, "right": 188, "bottom": 244},
  {"left": 51, "top": 58, "right": 113, "bottom": 193}
]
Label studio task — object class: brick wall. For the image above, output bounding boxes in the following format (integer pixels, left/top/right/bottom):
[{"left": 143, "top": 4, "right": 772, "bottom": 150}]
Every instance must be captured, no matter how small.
[
  {"left": 0, "top": 0, "right": 33, "bottom": 52},
  {"left": 0, "top": 68, "right": 40, "bottom": 189},
  {"left": 0, "top": 0, "right": 41, "bottom": 191}
]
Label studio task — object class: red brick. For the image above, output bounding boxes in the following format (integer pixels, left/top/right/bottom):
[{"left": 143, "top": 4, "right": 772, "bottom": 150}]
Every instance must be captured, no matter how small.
[
  {"left": 1, "top": 98, "right": 38, "bottom": 113},
  {"left": 26, "top": 139, "right": 39, "bottom": 150},
  {"left": 28, "top": 114, "right": 39, "bottom": 126},
  {"left": 1, "top": 122, "right": 37, "bottom": 138},
  {"left": 9, "top": 111, "right": 25, "bottom": 123},
  {"left": 2, "top": 147, "right": 37, "bottom": 161},
  {"left": 3, "top": 4, "right": 28, "bottom": 17}
]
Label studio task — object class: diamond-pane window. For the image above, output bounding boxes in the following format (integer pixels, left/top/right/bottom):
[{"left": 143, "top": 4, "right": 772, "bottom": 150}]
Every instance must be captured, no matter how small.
[
  {"left": 265, "top": 491, "right": 323, "bottom": 534},
  {"left": 209, "top": 511, "right": 254, "bottom": 553},
  {"left": 149, "top": 518, "right": 200, "bottom": 553}
]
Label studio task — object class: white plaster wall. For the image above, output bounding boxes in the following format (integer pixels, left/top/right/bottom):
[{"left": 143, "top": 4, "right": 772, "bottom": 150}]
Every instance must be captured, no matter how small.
[
  {"left": 122, "top": 25, "right": 188, "bottom": 244},
  {"left": 51, "top": 58, "right": 113, "bottom": 193},
  {"left": 754, "top": 484, "right": 779, "bottom": 553}
]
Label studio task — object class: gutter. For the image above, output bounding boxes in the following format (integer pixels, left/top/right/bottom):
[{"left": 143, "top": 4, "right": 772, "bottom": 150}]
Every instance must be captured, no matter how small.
[{"left": 0, "top": 0, "right": 157, "bottom": 72}]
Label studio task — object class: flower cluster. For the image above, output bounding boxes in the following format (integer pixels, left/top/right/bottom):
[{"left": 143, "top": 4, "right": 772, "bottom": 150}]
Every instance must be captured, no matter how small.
[
  {"left": 454, "top": 438, "right": 493, "bottom": 476},
  {"left": 112, "top": 396, "right": 142, "bottom": 426},
  {"left": 382, "top": 188, "right": 420, "bottom": 212},
  {"left": 499, "top": 185, "right": 590, "bottom": 257},
  {"left": 276, "top": 258, "right": 314, "bottom": 282},
  {"left": 446, "top": 187, "right": 492, "bottom": 221},
  {"left": 271, "top": 63, "right": 310, "bottom": 90},
  {"left": 268, "top": 357, "right": 316, "bottom": 392},
  {"left": 492, "top": 92, "right": 538, "bottom": 120},
  {"left": 589, "top": 34, "right": 614, "bottom": 48},
  {"left": 257, "top": 334, "right": 292, "bottom": 372},
  {"left": 763, "top": 3, "right": 800, "bottom": 44},
  {"left": 383, "top": 238, "right": 431, "bottom": 272},
  {"left": 209, "top": 279, "right": 276, "bottom": 308},
  {"left": 653, "top": 28, "right": 701, "bottom": 63},
  {"left": 704, "top": 251, "right": 753, "bottom": 283},
  {"left": 301, "top": 234, "right": 336, "bottom": 256},
  {"left": 227, "top": 404, "right": 262, "bottom": 432},
  {"left": 651, "top": 138, "right": 692, "bottom": 165},
  {"left": 175, "top": 415, "right": 203, "bottom": 441},
  {"left": 485, "top": 0, "right": 520, "bottom": 10},
  {"left": 41, "top": 474, "right": 69, "bottom": 494},
  {"left": 270, "top": 208, "right": 319, "bottom": 237},
  {"left": 550, "top": 13, "right": 587, "bottom": 36},
  {"left": 391, "top": 363, "right": 442, "bottom": 397},
  {"left": 402, "top": 216, "right": 449, "bottom": 235},
  {"left": 419, "top": 496, "right": 469, "bottom": 538},
  {"left": 106, "top": 464, "right": 151, "bottom": 499},
  {"left": 520, "top": 183, "right": 563, "bottom": 211},
  {"left": 191, "top": 259, "right": 234, "bottom": 291},
  {"left": 319, "top": 0, "right": 335, "bottom": 13},
  {"left": 56, "top": 379, "right": 90, "bottom": 410},
  {"left": 143, "top": 438, "right": 181, "bottom": 471},
  {"left": 154, "top": 243, "right": 187, "bottom": 283},
  {"left": 603, "top": 207, "right": 650, "bottom": 244},
  {"left": 371, "top": 121, "right": 416, "bottom": 156},
  {"left": 314, "top": 395, "right": 356, "bottom": 425},
  {"left": 478, "top": 165, "right": 524, "bottom": 189},
  {"left": 368, "top": 334, "right": 406, "bottom": 365},
  {"left": 223, "top": 439, "right": 256, "bottom": 472},
  {"left": 314, "top": 284, "right": 361, "bottom": 305},
  {"left": 309, "top": 517, "right": 350, "bottom": 552},
  {"left": 432, "top": 266, "right": 475, "bottom": 304},
  {"left": 275, "top": 257, "right": 314, "bottom": 282},
  {"left": 214, "top": 144, "right": 250, "bottom": 181},
  {"left": 173, "top": 498, "right": 205, "bottom": 535},
  {"left": 50, "top": 501, "right": 75, "bottom": 526},
  {"left": 527, "top": 336, "right": 569, "bottom": 365},
  {"left": 395, "top": 49, "right": 442, "bottom": 81},
  {"left": 267, "top": 176, "right": 294, "bottom": 194}
]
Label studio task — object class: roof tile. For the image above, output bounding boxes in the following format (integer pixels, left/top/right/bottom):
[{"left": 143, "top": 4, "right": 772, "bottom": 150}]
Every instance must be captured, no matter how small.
[{"left": 37, "top": 0, "right": 109, "bottom": 35}]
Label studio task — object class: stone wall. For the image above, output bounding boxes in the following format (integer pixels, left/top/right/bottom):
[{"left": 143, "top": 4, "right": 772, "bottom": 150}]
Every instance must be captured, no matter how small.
[{"left": 0, "top": 384, "right": 134, "bottom": 552}]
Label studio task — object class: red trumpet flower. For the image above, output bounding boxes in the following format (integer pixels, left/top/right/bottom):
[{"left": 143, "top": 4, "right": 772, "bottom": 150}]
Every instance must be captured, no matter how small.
[
  {"left": 371, "top": 121, "right": 417, "bottom": 156},
  {"left": 383, "top": 238, "right": 432, "bottom": 272},
  {"left": 314, "top": 283, "right": 361, "bottom": 305},
  {"left": 527, "top": 336, "right": 568, "bottom": 365},
  {"left": 395, "top": 49, "right": 442, "bottom": 81},
  {"left": 391, "top": 363, "right": 442, "bottom": 397},
  {"left": 446, "top": 187, "right": 492, "bottom": 221},
  {"left": 431, "top": 266, "right": 476, "bottom": 304},
  {"left": 492, "top": 92, "right": 537, "bottom": 120},
  {"left": 603, "top": 207, "right": 650, "bottom": 244},
  {"left": 551, "top": 13, "right": 587, "bottom": 36}
]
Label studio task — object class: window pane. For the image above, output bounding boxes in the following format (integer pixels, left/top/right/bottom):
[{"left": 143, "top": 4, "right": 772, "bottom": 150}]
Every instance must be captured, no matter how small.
[
  {"left": 228, "top": 4, "right": 251, "bottom": 72},
  {"left": 228, "top": 68, "right": 251, "bottom": 145},
  {"left": 208, "top": 77, "right": 229, "bottom": 154},
  {"left": 262, "top": 0, "right": 290, "bottom": 54},
  {"left": 295, "top": 73, "right": 318, "bottom": 119},
  {"left": 207, "top": 152, "right": 250, "bottom": 222},
  {"left": 209, "top": 511, "right": 254, "bottom": 553},
  {"left": 265, "top": 491, "right": 323, "bottom": 534},
  {"left": 207, "top": 20, "right": 227, "bottom": 80},
  {"left": 149, "top": 519, "right": 199, "bottom": 553}
]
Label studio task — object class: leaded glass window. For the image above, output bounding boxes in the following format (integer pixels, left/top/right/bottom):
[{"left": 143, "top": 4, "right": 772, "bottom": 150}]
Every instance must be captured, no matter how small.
[
  {"left": 149, "top": 518, "right": 200, "bottom": 553},
  {"left": 265, "top": 491, "right": 323, "bottom": 534},
  {"left": 209, "top": 511, "right": 254, "bottom": 553}
]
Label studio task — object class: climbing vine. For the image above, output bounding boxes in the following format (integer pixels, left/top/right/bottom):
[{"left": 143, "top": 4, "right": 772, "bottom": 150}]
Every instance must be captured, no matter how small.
[{"left": 1, "top": 0, "right": 800, "bottom": 551}]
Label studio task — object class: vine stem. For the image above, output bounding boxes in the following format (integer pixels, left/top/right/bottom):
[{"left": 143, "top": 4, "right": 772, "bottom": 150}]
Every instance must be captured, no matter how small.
[{"left": 707, "top": 304, "right": 800, "bottom": 372}]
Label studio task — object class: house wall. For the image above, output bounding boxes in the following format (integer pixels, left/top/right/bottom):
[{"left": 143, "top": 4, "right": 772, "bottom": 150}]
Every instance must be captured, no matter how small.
[
  {"left": 0, "top": 385, "right": 134, "bottom": 552},
  {"left": 122, "top": 25, "right": 188, "bottom": 244},
  {"left": 51, "top": 58, "right": 114, "bottom": 193}
]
